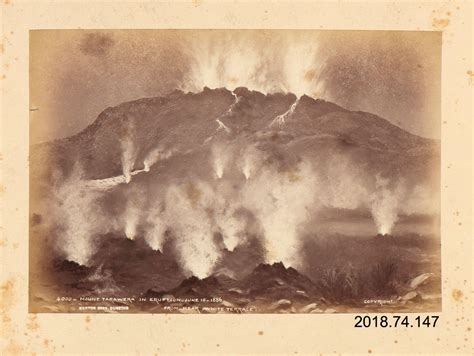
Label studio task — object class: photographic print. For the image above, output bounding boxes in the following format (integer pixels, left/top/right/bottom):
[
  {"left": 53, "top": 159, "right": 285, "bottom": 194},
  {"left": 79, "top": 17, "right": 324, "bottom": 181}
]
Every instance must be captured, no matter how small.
[{"left": 29, "top": 30, "right": 441, "bottom": 314}]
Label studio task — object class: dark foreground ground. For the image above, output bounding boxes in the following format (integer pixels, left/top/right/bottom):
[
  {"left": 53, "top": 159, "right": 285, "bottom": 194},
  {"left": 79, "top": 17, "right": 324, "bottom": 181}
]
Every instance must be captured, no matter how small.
[{"left": 29, "top": 228, "right": 441, "bottom": 314}]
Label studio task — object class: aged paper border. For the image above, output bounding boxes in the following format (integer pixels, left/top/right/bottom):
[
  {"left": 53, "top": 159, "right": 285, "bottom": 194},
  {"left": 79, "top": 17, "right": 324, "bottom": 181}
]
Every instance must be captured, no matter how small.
[{"left": 1, "top": 1, "right": 472, "bottom": 354}]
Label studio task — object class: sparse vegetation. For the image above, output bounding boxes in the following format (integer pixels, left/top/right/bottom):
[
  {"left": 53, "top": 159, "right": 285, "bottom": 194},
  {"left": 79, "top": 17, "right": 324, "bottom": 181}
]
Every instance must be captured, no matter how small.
[
  {"left": 317, "top": 267, "right": 360, "bottom": 302},
  {"left": 303, "top": 233, "right": 440, "bottom": 303},
  {"left": 315, "top": 262, "right": 402, "bottom": 302},
  {"left": 369, "top": 260, "right": 399, "bottom": 297}
]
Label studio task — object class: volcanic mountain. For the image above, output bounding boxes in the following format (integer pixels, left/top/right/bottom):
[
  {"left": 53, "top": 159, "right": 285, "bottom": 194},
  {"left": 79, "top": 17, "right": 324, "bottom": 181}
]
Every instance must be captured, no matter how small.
[
  {"left": 30, "top": 86, "right": 438, "bottom": 186},
  {"left": 29, "top": 87, "right": 440, "bottom": 311}
]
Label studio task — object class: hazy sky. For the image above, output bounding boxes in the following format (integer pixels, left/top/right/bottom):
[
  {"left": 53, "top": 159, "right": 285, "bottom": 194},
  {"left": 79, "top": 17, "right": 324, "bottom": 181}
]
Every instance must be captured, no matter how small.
[{"left": 30, "top": 30, "right": 441, "bottom": 144}]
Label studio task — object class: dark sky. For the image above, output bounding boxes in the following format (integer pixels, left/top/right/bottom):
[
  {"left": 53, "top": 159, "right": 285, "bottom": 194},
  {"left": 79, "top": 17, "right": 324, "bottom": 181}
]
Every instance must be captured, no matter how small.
[{"left": 30, "top": 30, "right": 441, "bottom": 144}]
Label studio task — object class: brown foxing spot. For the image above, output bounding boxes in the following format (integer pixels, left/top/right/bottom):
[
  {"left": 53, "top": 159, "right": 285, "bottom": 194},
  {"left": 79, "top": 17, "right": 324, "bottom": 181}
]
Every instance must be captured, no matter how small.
[
  {"left": 227, "top": 76, "right": 239, "bottom": 84},
  {"left": 4, "top": 340, "right": 23, "bottom": 354},
  {"left": 432, "top": 18, "right": 450, "bottom": 30},
  {"left": 452, "top": 288, "right": 464, "bottom": 301},
  {"left": 285, "top": 167, "right": 301, "bottom": 182},
  {"left": 27, "top": 314, "right": 39, "bottom": 331},
  {"left": 304, "top": 69, "right": 317, "bottom": 82},
  {"left": 79, "top": 33, "right": 114, "bottom": 57},
  {"left": 119, "top": 122, "right": 134, "bottom": 140},
  {"left": 186, "top": 183, "right": 202, "bottom": 207},
  {"left": 1, "top": 278, "right": 15, "bottom": 323},
  {"left": 467, "top": 70, "right": 474, "bottom": 85},
  {"left": 258, "top": 331, "right": 264, "bottom": 335}
]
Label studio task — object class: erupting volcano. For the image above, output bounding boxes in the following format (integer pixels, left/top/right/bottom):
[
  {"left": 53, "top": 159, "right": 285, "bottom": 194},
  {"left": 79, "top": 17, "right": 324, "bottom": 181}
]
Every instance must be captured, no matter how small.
[{"left": 29, "top": 86, "right": 440, "bottom": 313}]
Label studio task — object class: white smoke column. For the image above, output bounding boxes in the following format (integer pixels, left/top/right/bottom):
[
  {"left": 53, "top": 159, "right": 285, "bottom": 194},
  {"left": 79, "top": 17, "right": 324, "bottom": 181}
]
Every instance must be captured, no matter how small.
[
  {"left": 165, "top": 181, "right": 220, "bottom": 278},
  {"left": 218, "top": 209, "right": 245, "bottom": 252},
  {"left": 144, "top": 200, "right": 167, "bottom": 251},
  {"left": 370, "top": 174, "right": 406, "bottom": 235},
  {"left": 211, "top": 144, "right": 231, "bottom": 179},
  {"left": 53, "top": 169, "right": 102, "bottom": 266},
  {"left": 181, "top": 34, "right": 223, "bottom": 91},
  {"left": 282, "top": 42, "right": 326, "bottom": 97},
  {"left": 179, "top": 32, "right": 327, "bottom": 97},
  {"left": 123, "top": 192, "right": 143, "bottom": 240},
  {"left": 239, "top": 145, "right": 261, "bottom": 180},
  {"left": 143, "top": 146, "right": 173, "bottom": 172},
  {"left": 211, "top": 183, "right": 247, "bottom": 252},
  {"left": 242, "top": 161, "right": 317, "bottom": 267},
  {"left": 120, "top": 121, "right": 137, "bottom": 183},
  {"left": 242, "top": 155, "right": 253, "bottom": 180},
  {"left": 180, "top": 32, "right": 276, "bottom": 93}
]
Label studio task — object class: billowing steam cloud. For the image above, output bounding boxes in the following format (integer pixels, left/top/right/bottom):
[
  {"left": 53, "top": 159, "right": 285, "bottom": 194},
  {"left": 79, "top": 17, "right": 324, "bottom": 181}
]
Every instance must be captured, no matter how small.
[
  {"left": 51, "top": 137, "right": 435, "bottom": 277},
  {"left": 242, "top": 161, "right": 318, "bottom": 267},
  {"left": 165, "top": 182, "right": 220, "bottom": 278},
  {"left": 53, "top": 167, "right": 105, "bottom": 265},
  {"left": 180, "top": 32, "right": 327, "bottom": 97}
]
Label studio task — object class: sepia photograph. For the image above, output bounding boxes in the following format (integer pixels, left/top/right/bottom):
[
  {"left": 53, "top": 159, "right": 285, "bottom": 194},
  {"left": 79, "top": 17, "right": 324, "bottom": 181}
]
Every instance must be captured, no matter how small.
[
  {"left": 28, "top": 29, "right": 442, "bottom": 314},
  {"left": 1, "top": 0, "right": 473, "bottom": 354}
]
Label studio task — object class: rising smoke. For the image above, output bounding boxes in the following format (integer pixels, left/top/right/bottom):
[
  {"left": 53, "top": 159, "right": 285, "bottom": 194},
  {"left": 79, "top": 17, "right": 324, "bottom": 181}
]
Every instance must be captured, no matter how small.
[
  {"left": 53, "top": 166, "right": 108, "bottom": 265},
  {"left": 180, "top": 32, "right": 327, "bottom": 98},
  {"left": 370, "top": 174, "right": 406, "bottom": 235},
  {"left": 51, "top": 138, "right": 433, "bottom": 277},
  {"left": 120, "top": 120, "right": 137, "bottom": 183}
]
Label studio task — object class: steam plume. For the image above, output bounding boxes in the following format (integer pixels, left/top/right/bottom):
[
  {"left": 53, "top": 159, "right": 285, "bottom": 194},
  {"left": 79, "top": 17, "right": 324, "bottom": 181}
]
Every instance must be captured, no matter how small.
[
  {"left": 165, "top": 182, "right": 220, "bottom": 278},
  {"left": 242, "top": 161, "right": 317, "bottom": 267},
  {"left": 144, "top": 201, "right": 167, "bottom": 251},
  {"left": 239, "top": 146, "right": 261, "bottom": 180},
  {"left": 180, "top": 32, "right": 327, "bottom": 97},
  {"left": 143, "top": 146, "right": 173, "bottom": 172},
  {"left": 370, "top": 174, "right": 406, "bottom": 235},
  {"left": 53, "top": 167, "right": 103, "bottom": 265},
  {"left": 211, "top": 144, "right": 232, "bottom": 179},
  {"left": 120, "top": 121, "right": 137, "bottom": 183}
]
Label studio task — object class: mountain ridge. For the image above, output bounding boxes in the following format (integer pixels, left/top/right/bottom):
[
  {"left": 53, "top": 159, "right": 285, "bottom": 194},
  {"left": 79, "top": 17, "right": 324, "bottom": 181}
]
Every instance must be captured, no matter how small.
[{"left": 30, "top": 87, "right": 439, "bottom": 182}]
